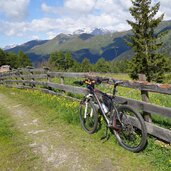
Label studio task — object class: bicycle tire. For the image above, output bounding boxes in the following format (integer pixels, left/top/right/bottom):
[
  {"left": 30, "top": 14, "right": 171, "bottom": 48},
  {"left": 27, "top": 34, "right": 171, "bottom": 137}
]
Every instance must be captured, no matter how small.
[
  {"left": 113, "top": 105, "right": 147, "bottom": 152},
  {"left": 79, "top": 98, "right": 98, "bottom": 134}
]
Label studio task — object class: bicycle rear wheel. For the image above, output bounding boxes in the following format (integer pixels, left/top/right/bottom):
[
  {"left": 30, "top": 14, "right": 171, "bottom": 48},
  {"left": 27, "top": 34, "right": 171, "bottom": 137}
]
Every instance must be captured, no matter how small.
[
  {"left": 79, "top": 98, "right": 98, "bottom": 134},
  {"left": 113, "top": 105, "right": 147, "bottom": 152}
]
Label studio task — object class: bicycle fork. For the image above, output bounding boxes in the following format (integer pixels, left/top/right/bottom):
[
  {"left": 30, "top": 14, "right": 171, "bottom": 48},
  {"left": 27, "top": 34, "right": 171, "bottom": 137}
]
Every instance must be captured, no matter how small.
[
  {"left": 84, "top": 100, "right": 93, "bottom": 118},
  {"left": 84, "top": 94, "right": 94, "bottom": 119}
]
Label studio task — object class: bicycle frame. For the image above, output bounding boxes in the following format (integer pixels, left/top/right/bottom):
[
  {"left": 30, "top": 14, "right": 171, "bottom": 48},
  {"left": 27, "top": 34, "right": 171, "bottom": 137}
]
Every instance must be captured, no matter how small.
[{"left": 86, "top": 84, "right": 117, "bottom": 126}]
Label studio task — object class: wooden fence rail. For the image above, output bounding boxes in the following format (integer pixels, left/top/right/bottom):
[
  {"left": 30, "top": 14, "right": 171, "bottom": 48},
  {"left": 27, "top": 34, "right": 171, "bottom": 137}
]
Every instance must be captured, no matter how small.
[
  {"left": 1, "top": 71, "right": 171, "bottom": 94},
  {"left": 0, "top": 68, "right": 171, "bottom": 143}
]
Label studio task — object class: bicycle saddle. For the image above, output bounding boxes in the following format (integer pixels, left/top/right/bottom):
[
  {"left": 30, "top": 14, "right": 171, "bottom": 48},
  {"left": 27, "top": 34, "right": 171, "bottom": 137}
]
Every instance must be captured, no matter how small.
[{"left": 113, "top": 80, "right": 124, "bottom": 86}]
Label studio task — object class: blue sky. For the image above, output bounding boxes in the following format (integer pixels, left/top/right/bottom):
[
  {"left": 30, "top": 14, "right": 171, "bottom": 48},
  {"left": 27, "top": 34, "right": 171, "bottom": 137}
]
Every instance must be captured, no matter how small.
[{"left": 0, "top": 0, "right": 170, "bottom": 48}]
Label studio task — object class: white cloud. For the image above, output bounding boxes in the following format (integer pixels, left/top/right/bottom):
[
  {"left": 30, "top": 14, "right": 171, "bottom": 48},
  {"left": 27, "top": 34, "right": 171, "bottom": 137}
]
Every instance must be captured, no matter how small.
[
  {"left": 40, "top": 0, "right": 132, "bottom": 32},
  {"left": 41, "top": 1, "right": 96, "bottom": 19},
  {"left": 41, "top": 3, "right": 56, "bottom": 13},
  {"left": 159, "top": 0, "right": 171, "bottom": 19},
  {"left": 42, "top": 0, "right": 97, "bottom": 14},
  {"left": 0, "top": 0, "right": 30, "bottom": 21},
  {"left": 46, "top": 32, "right": 57, "bottom": 39},
  {"left": 0, "top": 0, "right": 171, "bottom": 44},
  {"left": 39, "top": 0, "right": 171, "bottom": 34},
  {"left": 41, "top": 3, "right": 50, "bottom": 13},
  {"left": 0, "top": 21, "right": 28, "bottom": 36},
  {"left": 30, "top": 18, "right": 57, "bottom": 32},
  {"left": 64, "top": 0, "right": 96, "bottom": 13},
  {"left": 32, "top": 35, "right": 40, "bottom": 40}
]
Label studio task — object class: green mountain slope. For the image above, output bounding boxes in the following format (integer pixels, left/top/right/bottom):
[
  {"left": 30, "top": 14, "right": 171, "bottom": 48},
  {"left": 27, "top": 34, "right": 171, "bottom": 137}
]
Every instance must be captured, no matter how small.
[
  {"left": 28, "top": 31, "right": 130, "bottom": 63},
  {"left": 6, "top": 20, "right": 171, "bottom": 64}
]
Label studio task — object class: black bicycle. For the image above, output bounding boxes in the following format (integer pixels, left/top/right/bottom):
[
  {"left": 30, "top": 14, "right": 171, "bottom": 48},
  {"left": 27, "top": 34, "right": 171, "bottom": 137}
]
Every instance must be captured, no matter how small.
[{"left": 74, "top": 77, "right": 147, "bottom": 152}]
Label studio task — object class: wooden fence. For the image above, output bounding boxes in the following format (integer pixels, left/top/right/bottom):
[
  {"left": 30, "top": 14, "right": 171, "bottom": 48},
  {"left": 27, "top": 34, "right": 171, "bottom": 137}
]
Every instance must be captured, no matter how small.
[{"left": 0, "top": 68, "right": 171, "bottom": 143}]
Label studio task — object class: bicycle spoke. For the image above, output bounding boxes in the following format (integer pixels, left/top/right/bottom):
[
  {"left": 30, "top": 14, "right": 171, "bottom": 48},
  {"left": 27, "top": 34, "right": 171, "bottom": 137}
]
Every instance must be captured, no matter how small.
[{"left": 113, "top": 105, "right": 147, "bottom": 152}]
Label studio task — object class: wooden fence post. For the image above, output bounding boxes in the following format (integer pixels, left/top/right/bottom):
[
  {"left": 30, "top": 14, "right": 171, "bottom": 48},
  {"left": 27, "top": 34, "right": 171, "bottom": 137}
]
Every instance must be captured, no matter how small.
[
  {"left": 43, "top": 67, "right": 50, "bottom": 82},
  {"left": 19, "top": 69, "right": 25, "bottom": 86},
  {"left": 30, "top": 69, "right": 35, "bottom": 88},
  {"left": 61, "top": 76, "right": 64, "bottom": 85},
  {"left": 138, "top": 74, "right": 152, "bottom": 122},
  {"left": 15, "top": 69, "right": 20, "bottom": 86}
]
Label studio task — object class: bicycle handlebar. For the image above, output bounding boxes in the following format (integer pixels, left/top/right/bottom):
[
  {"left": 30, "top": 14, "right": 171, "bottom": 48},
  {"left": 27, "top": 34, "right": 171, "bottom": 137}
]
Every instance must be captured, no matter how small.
[
  {"left": 73, "top": 77, "right": 124, "bottom": 87},
  {"left": 73, "top": 77, "right": 109, "bottom": 86}
]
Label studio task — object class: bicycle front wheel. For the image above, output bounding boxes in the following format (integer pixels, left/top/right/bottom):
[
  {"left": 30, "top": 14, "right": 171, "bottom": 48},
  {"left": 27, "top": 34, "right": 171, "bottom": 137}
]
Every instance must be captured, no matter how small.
[
  {"left": 79, "top": 99, "right": 98, "bottom": 134},
  {"left": 113, "top": 105, "right": 147, "bottom": 152}
]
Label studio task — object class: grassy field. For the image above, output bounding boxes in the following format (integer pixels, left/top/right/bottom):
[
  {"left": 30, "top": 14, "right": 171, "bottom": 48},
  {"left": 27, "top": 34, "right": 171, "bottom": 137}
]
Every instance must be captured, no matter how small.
[
  {"left": 0, "top": 106, "right": 41, "bottom": 170},
  {"left": 0, "top": 86, "right": 171, "bottom": 170}
]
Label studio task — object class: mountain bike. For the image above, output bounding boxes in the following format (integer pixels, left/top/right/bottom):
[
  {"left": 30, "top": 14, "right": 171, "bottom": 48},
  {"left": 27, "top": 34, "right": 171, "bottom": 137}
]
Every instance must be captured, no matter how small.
[{"left": 74, "top": 77, "right": 147, "bottom": 152}]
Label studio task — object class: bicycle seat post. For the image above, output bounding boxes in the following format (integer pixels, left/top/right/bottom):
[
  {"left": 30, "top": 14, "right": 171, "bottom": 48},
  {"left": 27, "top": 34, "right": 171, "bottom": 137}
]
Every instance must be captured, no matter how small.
[
  {"left": 112, "top": 80, "right": 123, "bottom": 96},
  {"left": 113, "top": 84, "right": 117, "bottom": 96}
]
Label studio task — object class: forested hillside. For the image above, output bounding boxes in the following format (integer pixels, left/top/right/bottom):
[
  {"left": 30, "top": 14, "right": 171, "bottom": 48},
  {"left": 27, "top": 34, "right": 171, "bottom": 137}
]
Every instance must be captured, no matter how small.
[{"left": 5, "top": 20, "right": 171, "bottom": 64}]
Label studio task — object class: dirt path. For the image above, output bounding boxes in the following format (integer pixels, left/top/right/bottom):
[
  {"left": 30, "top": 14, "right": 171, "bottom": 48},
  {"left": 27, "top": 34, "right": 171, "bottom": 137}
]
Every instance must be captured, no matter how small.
[
  {"left": 0, "top": 93, "right": 123, "bottom": 171},
  {"left": 0, "top": 93, "right": 90, "bottom": 171}
]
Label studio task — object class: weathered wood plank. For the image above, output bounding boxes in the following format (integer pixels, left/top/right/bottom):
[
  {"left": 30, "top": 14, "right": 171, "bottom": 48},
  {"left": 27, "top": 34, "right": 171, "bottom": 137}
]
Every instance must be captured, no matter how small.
[
  {"left": 47, "top": 82, "right": 88, "bottom": 95},
  {"left": 1, "top": 71, "right": 171, "bottom": 94},
  {"left": 6, "top": 84, "right": 32, "bottom": 89},
  {"left": 4, "top": 80, "right": 88, "bottom": 95},
  {"left": 83, "top": 75, "right": 171, "bottom": 95},
  {"left": 145, "top": 122, "right": 171, "bottom": 142},
  {"left": 0, "top": 68, "right": 44, "bottom": 77},
  {"left": 47, "top": 72, "right": 89, "bottom": 78},
  {"left": 0, "top": 73, "right": 18, "bottom": 79},
  {"left": 123, "top": 115, "right": 171, "bottom": 142},
  {"left": 4, "top": 80, "right": 47, "bottom": 87},
  {"left": 18, "top": 68, "right": 44, "bottom": 73},
  {"left": 39, "top": 88, "right": 81, "bottom": 102},
  {"left": 17, "top": 74, "right": 47, "bottom": 79},
  {"left": 111, "top": 79, "right": 171, "bottom": 95},
  {"left": 0, "top": 70, "right": 22, "bottom": 77},
  {"left": 0, "top": 74, "right": 39, "bottom": 80},
  {"left": 115, "top": 96, "right": 171, "bottom": 118}
]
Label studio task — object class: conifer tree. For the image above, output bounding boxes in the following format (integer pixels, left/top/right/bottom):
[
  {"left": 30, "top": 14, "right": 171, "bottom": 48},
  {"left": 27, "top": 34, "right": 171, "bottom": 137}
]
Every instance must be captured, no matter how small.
[
  {"left": 127, "top": 0, "right": 169, "bottom": 82},
  {"left": 95, "top": 58, "right": 110, "bottom": 73},
  {"left": 81, "top": 58, "right": 92, "bottom": 72},
  {"left": 17, "top": 51, "right": 32, "bottom": 68},
  {"left": 49, "top": 51, "right": 75, "bottom": 71}
]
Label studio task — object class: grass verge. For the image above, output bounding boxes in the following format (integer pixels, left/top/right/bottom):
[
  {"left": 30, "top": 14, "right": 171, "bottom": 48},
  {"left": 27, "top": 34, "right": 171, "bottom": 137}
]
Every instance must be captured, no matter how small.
[
  {"left": 0, "top": 86, "right": 171, "bottom": 171},
  {"left": 0, "top": 106, "right": 41, "bottom": 170}
]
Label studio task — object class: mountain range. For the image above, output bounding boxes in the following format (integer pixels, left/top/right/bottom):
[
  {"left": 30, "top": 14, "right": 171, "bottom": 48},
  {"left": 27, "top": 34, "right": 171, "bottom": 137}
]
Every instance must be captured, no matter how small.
[{"left": 5, "top": 20, "right": 171, "bottom": 65}]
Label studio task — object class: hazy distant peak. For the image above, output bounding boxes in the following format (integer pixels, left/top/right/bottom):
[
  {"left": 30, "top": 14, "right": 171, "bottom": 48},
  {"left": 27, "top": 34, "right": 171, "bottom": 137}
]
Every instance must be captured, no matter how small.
[
  {"left": 3, "top": 44, "right": 18, "bottom": 50},
  {"left": 91, "top": 28, "right": 111, "bottom": 35},
  {"left": 73, "top": 28, "right": 112, "bottom": 35},
  {"left": 73, "top": 28, "right": 91, "bottom": 35}
]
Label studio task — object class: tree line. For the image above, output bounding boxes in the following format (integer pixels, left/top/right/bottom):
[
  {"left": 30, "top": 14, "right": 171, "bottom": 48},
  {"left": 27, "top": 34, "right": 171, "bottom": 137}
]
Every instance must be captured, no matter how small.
[
  {"left": 0, "top": 48, "right": 32, "bottom": 68},
  {"left": 47, "top": 51, "right": 128, "bottom": 73}
]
